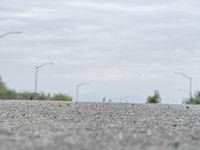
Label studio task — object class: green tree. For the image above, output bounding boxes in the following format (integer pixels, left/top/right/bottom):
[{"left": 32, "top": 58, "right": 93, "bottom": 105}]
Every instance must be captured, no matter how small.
[
  {"left": 147, "top": 90, "right": 161, "bottom": 103},
  {"left": 184, "top": 91, "right": 200, "bottom": 104},
  {"left": 0, "top": 77, "right": 17, "bottom": 99},
  {"left": 0, "top": 77, "right": 7, "bottom": 91}
]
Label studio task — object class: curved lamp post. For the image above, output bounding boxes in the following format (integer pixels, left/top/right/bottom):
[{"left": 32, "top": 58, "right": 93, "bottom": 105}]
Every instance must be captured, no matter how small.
[
  {"left": 0, "top": 32, "right": 22, "bottom": 39},
  {"left": 174, "top": 72, "right": 192, "bottom": 100},
  {"left": 35, "top": 62, "right": 54, "bottom": 93},
  {"left": 0, "top": 31, "right": 22, "bottom": 91},
  {"left": 76, "top": 82, "right": 89, "bottom": 101},
  {"left": 120, "top": 96, "right": 128, "bottom": 103}
]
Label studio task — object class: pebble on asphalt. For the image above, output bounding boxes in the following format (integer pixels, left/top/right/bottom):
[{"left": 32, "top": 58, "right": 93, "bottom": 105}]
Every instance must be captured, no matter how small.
[{"left": 174, "top": 141, "right": 180, "bottom": 148}]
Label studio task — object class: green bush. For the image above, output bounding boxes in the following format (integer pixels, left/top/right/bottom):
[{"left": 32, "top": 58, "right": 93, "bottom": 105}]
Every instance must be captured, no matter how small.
[
  {"left": 16, "top": 92, "right": 72, "bottom": 101},
  {"left": 184, "top": 91, "right": 200, "bottom": 104},
  {"left": 147, "top": 90, "right": 161, "bottom": 104},
  {"left": 51, "top": 93, "right": 73, "bottom": 101},
  {"left": 0, "top": 77, "right": 17, "bottom": 99},
  {"left": 17, "top": 92, "right": 41, "bottom": 100}
]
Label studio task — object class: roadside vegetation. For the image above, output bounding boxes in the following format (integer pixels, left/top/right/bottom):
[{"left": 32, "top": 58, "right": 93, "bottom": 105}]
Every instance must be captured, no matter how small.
[
  {"left": 184, "top": 91, "right": 200, "bottom": 104},
  {"left": 146, "top": 90, "right": 161, "bottom": 104},
  {"left": 3, "top": 76, "right": 200, "bottom": 104},
  {"left": 0, "top": 77, "right": 72, "bottom": 101}
]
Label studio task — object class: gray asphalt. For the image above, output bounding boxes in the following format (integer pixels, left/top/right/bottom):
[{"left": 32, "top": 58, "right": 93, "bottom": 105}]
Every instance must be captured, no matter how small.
[{"left": 0, "top": 100, "right": 200, "bottom": 150}]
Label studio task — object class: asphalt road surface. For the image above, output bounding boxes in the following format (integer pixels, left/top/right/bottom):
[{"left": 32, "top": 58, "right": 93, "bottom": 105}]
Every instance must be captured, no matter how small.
[{"left": 0, "top": 100, "right": 200, "bottom": 150}]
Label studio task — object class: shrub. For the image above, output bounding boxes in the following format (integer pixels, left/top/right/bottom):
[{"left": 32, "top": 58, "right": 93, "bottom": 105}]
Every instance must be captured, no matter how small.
[
  {"left": 16, "top": 92, "right": 72, "bottom": 101},
  {"left": 147, "top": 90, "right": 161, "bottom": 104},
  {"left": 184, "top": 91, "right": 200, "bottom": 104},
  {"left": 0, "top": 77, "right": 17, "bottom": 99},
  {"left": 51, "top": 93, "right": 72, "bottom": 101}
]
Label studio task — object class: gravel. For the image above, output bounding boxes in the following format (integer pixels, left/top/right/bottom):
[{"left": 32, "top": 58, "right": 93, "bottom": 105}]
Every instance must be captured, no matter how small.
[{"left": 0, "top": 100, "right": 200, "bottom": 150}]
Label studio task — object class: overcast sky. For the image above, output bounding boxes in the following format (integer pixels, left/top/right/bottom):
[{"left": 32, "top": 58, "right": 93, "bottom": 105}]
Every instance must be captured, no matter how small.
[{"left": 1, "top": 0, "right": 200, "bottom": 103}]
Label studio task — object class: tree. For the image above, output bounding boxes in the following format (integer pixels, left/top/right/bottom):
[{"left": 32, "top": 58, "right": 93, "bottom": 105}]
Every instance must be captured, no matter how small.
[
  {"left": 0, "top": 77, "right": 7, "bottom": 91},
  {"left": 147, "top": 90, "right": 161, "bottom": 104},
  {"left": 0, "top": 77, "right": 17, "bottom": 99},
  {"left": 184, "top": 91, "right": 200, "bottom": 104}
]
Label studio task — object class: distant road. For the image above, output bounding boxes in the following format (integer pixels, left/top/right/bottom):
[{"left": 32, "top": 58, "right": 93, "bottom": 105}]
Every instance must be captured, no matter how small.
[{"left": 0, "top": 100, "right": 199, "bottom": 150}]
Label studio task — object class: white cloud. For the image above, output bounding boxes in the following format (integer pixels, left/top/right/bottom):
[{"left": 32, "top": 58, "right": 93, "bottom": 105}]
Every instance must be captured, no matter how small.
[{"left": 66, "top": 1, "right": 170, "bottom": 14}]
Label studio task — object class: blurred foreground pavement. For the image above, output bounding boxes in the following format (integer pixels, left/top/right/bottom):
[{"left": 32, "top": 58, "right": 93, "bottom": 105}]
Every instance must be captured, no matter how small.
[{"left": 0, "top": 100, "right": 200, "bottom": 150}]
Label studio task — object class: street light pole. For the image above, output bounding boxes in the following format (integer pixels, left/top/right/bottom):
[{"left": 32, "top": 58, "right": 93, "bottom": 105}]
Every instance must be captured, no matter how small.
[
  {"left": 0, "top": 31, "right": 22, "bottom": 91},
  {"left": 34, "top": 62, "right": 54, "bottom": 93},
  {"left": 76, "top": 82, "right": 89, "bottom": 101},
  {"left": 174, "top": 72, "right": 192, "bottom": 100},
  {"left": 0, "top": 32, "right": 22, "bottom": 39},
  {"left": 120, "top": 96, "right": 128, "bottom": 103}
]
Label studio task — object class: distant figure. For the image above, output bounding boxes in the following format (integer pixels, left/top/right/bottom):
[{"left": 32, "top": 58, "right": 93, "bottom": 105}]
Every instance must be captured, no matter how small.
[{"left": 102, "top": 97, "right": 106, "bottom": 103}]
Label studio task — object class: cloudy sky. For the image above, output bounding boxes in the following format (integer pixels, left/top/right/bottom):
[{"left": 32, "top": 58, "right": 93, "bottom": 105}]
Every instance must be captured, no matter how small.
[{"left": 1, "top": 0, "right": 200, "bottom": 103}]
